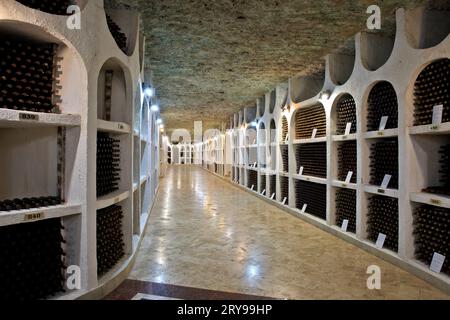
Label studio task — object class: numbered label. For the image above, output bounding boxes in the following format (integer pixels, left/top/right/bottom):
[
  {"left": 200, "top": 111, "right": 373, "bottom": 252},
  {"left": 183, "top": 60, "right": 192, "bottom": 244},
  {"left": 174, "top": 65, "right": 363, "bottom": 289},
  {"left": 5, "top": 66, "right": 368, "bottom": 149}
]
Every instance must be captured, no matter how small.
[
  {"left": 430, "top": 198, "right": 442, "bottom": 206},
  {"left": 24, "top": 212, "right": 44, "bottom": 222},
  {"left": 271, "top": 193, "right": 275, "bottom": 200},
  {"left": 19, "top": 113, "right": 39, "bottom": 121},
  {"left": 299, "top": 166, "right": 304, "bottom": 176},
  {"left": 251, "top": 185, "right": 254, "bottom": 190}
]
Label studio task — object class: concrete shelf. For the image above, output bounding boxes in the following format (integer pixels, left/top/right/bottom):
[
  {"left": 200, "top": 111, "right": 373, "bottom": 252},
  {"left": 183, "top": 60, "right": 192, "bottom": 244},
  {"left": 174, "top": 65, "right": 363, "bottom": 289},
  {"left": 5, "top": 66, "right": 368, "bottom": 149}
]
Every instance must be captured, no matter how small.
[
  {"left": 364, "top": 128, "right": 399, "bottom": 139},
  {"left": 0, "top": 109, "right": 81, "bottom": 128},
  {"left": 96, "top": 189, "right": 130, "bottom": 211},
  {"left": 293, "top": 174, "right": 327, "bottom": 185},
  {"left": 0, "top": 204, "right": 81, "bottom": 227},
  {"left": 410, "top": 192, "right": 450, "bottom": 209},
  {"left": 97, "top": 119, "right": 131, "bottom": 134}
]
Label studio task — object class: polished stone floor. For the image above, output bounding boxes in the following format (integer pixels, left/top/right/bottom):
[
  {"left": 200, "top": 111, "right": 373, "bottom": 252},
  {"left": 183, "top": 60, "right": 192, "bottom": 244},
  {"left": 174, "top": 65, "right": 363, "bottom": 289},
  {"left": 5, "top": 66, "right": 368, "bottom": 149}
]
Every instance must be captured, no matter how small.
[{"left": 129, "top": 165, "right": 449, "bottom": 299}]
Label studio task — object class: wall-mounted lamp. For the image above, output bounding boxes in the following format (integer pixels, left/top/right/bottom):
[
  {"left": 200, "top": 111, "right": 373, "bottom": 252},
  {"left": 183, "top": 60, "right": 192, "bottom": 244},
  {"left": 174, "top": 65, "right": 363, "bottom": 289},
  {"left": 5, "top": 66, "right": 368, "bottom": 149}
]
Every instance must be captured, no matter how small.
[
  {"left": 156, "top": 118, "right": 163, "bottom": 125},
  {"left": 144, "top": 87, "right": 154, "bottom": 98},
  {"left": 151, "top": 104, "right": 159, "bottom": 112},
  {"left": 250, "top": 121, "right": 257, "bottom": 127},
  {"left": 320, "top": 90, "right": 332, "bottom": 100}
]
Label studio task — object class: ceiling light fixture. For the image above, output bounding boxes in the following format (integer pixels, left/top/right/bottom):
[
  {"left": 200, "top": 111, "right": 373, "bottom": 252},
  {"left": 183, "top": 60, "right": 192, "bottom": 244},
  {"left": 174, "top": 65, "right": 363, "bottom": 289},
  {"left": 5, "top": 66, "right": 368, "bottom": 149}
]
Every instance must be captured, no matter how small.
[{"left": 144, "top": 87, "right": 154, "bottom": 98}]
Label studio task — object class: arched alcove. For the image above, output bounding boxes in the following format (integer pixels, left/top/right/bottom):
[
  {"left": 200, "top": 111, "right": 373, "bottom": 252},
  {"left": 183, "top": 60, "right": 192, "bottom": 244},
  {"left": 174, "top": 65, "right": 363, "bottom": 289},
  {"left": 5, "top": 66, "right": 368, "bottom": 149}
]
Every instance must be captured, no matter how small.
[
  {"left": 97, "top": 58, "right": 132, "bottom": 124},
  {"left": 405, "top": 8, "right": 450, "bottom": 49},
  {"left": 280, "top": 116, "right": 288, "bottom": 142},
  {"left": 15, "top": 0, "right": 88, "bottom": 15},
  {"left": 290, "top": 74, "right": 325, "bottom": 104},
  {"left": 360, "top": 32, "right": 395, "bottom": 71},
  {"left": 258, "top": 122, "right": 266, "bottom": 168},
  {"left": 412, "top": 58, "right": 450, "bottom": 126},
  {"left": 365, "top": 81, "right": 398, "bottom": 131},
  {"left": 269, "top": 89, "right": 276, "bottom": 113},
  {"left": 331, "top": 94, "right": 357, "bottom": 135},
  {"left": 258, "top": 96, "right": 265, "bottom": 118},
  {"left": 105, "top": 8, "right": 139, "bottom": 56}
]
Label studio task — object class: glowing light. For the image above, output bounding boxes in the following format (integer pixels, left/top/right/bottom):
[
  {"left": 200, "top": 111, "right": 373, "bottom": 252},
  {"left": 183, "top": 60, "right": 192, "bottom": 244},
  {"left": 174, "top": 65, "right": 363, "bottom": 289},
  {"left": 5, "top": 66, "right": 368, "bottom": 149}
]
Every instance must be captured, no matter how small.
[
  {"left": 144, "top": 87, "right": 154, "bottom": 98},
  {"left": 156, "top": 118, "right": 163, "bottom": 125},
  {"left": 151, "top": 104, "right": 159, "bottom": 112}
]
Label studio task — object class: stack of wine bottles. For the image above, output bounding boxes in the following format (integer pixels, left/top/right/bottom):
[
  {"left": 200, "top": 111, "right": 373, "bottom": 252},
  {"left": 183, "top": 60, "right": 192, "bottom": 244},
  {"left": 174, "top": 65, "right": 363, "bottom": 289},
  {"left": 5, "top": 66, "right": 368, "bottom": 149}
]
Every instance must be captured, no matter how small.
[
  {"left": 280, "top": 144, "right": 289, "bottom": 172},
  {"left": 97, "top": 205, "right": 125, "bottom": 275},
  {"left": 0, "top": 40, "right": 58, "bottom": 112},
  {"left": 295, "top": 180, "right": 326, "bottom": 219},
  {"left": 16, "top": 0, "right": 74, "bottom": 15},
  {"left": 366, "top": 81, "right": 398, "bottom": 131},
  {"left": 97, "top": 133, "right": 120, "bottom": 197},
  {"left": 247, "top": 170, "right": 257, "bottom": 190},
  {"left": 106, "top": 14, "right": 128, "bottom": 54},
  {"left": 337, "top": 141, "right": 357, "bottom": 183},
  {"left": 295, "top": 142, "right": 326, "bottom": 178},
  {"left": 335, "top": 188, "right": 356, "bottom": 233},
  {"left": 260, "top": 174, "right": 266, "bottom": 193},
  {"left": 336, "top": 94, "right": 357, "bottom": 135},
  {"left": 281, "top": 116, "right": 288, "bottom": 142},
  {"left": 0, "top": 196, "right": 62, "bottom": 212},
  {"left": 369, "top": 139, "right": 398, "bottom": 189},
  {"left": 270, "top": 175, "right": 276, "bottom": 198},
  {"left": 367, "top": 195, "right": 398, "bottom": 252},
  {"left": 422, "top": 144, "right": 450, "bottom": 196},
  {"left": 413, "top": 204, "right": 449, "bottom": 275},
  {"left": 0, "top": 218, "right": 66, "bottom": 300},
  {"left": 280, "top": 176, "right": 289, "bottom": 203},
  {"left": 413, "top": 59, "right": 450, "bottom": 126},
  {"left": 295, "top": 105, "right": 326, "bottom": 139}
]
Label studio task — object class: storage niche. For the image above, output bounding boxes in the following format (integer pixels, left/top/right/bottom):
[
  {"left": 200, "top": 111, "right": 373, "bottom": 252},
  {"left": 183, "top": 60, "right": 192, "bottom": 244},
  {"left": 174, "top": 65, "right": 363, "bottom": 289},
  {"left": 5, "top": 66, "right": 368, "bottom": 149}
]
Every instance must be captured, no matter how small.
[
  {"left": 97, "top": 59, "right": 130, "bottom": 124},
  {"left": 413, "top": 204, "right": 449, "bottom": 276},
  {"left": 366, "top": 195, "right": 398, "bottom": 252},
  {"left": 295, "top": 180, "right": 326, "bottom": 220},
  {"left": 413, "top": 58, "right": 450, "bottom": 126},
  {"left": 295, "top": 142, "right": 326, "bottom": 178},
  {"left": 0, "top": 217, "right": 68, "bottom": 300},
  {"left": 295, "top": 104, "right": 326, "bottom": 139},
  {"left": 333, "top": 94, "right": 357, "bottom": 135},
  {"left": 15, "top": 0, "right": 87, "bottom": 15},
  {"left": 366, "top": 81, "right": 398, "bottom": 132},
  {"left": 0, "top": 126, "right": 71, "bottom": 208},
  {"left": 335, "top": 188, "right": 357, "bottom": 233}
]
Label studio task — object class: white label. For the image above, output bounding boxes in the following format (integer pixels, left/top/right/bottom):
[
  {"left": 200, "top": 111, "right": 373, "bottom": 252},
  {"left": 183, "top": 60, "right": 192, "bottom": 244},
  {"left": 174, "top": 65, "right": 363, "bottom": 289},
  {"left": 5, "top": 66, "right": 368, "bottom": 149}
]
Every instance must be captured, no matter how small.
[
  {"left": 341, "top": 219, "right": 349, "bottom": 232},
  {"left": 311, "top": 128, "right": 317, "bottom": 139},
  {"left": 380, "top": 174, "right": 392, "bottom": 189},
  {"left": 271, "top": 193, "right": 275, "bottom": 200},
  {"left": 430, "top": 252, "right": 446, "bottom": 273},
  {"left": 379, "top": 116, "right": 388, "bottom": 131},
  {"left": 345, "top": 171, "right": 353, "bottom": 184},
  {"left": 285, "top": 136, "right": 289, "bottom": 144},
  {"left": 282, "top": 197, "right": 287, "bottom": 205},
  {"left": 299, "top": 166, "right": 304, "bottom": 176},
  {"left": 432, "top": 105, "right": 443, "bottom": 125},
  {"left": 345, "top": 122, "right": 352, "bottom": 136},
  {"left": 262, "top": 189, "right": 266, "bottom": 195},
  {"left": 375, "top": 233, "right": 386, "bottom": 249},
  {"left": 253, "top": 162, "right": 257, "bottom": 167},
  {"left": 251, "top": 185, "right": 254, "bottom": 190},
  {"left": 301, "top": 204, "right": 307, "bottom": 214},
  {"left": 253, "top": 139, "right": 256, "bottom": 144}
]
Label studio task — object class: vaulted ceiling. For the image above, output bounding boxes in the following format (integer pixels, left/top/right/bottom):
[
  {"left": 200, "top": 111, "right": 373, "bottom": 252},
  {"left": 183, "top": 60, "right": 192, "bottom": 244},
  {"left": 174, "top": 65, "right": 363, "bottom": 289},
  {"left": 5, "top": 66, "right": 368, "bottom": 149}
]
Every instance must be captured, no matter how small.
[{"left": 105, "top": 0, "right": 445, "bottom": 134}]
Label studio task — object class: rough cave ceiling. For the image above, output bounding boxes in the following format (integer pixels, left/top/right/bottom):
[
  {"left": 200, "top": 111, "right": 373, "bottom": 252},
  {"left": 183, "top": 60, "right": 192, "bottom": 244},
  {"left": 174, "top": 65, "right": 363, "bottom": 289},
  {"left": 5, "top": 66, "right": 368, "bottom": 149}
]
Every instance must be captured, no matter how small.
[{"left": 105, "top": 0, "right": 446, "bottom": 134}]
